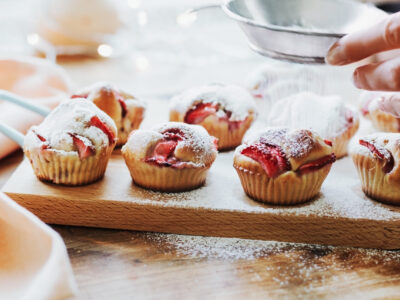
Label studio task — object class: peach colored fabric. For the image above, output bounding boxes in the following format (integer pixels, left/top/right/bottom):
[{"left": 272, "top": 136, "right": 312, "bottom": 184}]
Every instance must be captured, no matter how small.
[
  {"left": 0, "top": 56, "right": 72, "bottom": 159},
  {"left": 0, "top": 192, "right": 77, "bottom": 300}
]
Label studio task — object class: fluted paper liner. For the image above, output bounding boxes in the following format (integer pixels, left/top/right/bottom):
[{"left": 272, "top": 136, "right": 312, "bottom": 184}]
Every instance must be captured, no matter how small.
[
  {"left": 234, "top": 164, "right": 332, "bottom": 205},
  {"left": 352, "top": 153, "right": 400, "bottom": 205},
  {"left": 25, "top": 146, "right": 114, "bottom": 186},
  {"left": 123, "top": 151, "right": 211, "bottom": 192}
]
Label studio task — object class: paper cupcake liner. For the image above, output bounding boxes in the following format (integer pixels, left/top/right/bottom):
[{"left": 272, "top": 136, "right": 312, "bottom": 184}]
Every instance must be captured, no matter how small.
[
  {"left": 123, "top": 152, "right": 210, "bottom": 192},
  {"left": 234, "top": 164, "right": 332, "bottom": 205},
  {"left": 352, "top": 153, "right": 400, "bottom": 205},
  {"left": 331, "top": 118, "right": 360, "bottom": 159},
  {"left": 25, "top": 146, "right": 114, "bottom": 186},
  {"left": 370, "top": 110, "right": 400, "bottom": 133}
]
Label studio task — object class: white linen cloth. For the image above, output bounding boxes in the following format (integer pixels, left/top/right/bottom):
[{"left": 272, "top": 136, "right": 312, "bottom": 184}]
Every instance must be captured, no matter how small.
[{"left": 0, "top": 192, "right": 77, "bottom": 300}]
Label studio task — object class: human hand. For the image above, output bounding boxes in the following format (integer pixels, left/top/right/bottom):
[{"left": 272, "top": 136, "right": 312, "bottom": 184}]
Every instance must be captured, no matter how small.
[{"left": 326, "top": 12, "right": 400, "bottom": 91}]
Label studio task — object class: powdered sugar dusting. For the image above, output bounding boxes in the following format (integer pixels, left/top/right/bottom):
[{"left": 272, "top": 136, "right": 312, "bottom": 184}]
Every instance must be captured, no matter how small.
[
  {"left": 123, "top": 122, "right": 218, "bottom": 167},
  {"left": 242, "top": 127, "right": 326, "bottom": 159},
  {"left": 144, "top": 233, "right": 400, "bottom": 264},
  {"left": 170, "top": 83, "right": 256, "bottom": 121},
  {"left": 263, "top": 92, "right": 357, "bottom": 139},
  {"left": 117, "top": 150, "right": 400, "bottom": 221},
  {"left": 25, "top": 98, "right": 117, "bottom": 154},
  {"left": 352, "top": 132, "right": 400, "bottom": 161}
]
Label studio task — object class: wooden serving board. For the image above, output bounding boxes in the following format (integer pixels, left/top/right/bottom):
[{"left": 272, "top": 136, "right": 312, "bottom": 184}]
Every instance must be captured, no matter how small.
[{"left": 3, "top": 150, "right": 400, "bottom": 249}]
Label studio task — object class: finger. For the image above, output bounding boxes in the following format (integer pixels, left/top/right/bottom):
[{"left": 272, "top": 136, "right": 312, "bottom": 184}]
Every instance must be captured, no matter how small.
[
  {"left": 377, "top": 93, "right": 400, "bottom": 117},
  {"left": 352, "top": 57, "right": 400, "bottom": 91},
  {"left": 326, "top": 12, "right": 400, "bottom": 65}
]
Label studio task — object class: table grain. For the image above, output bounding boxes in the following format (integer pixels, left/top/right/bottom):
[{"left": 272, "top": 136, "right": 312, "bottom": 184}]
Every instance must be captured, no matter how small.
[{"left": 1, "top": 152, "right": 400, "bottom": 299}]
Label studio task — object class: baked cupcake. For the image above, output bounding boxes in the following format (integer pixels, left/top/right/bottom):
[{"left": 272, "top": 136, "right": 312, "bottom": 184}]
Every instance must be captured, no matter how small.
[
  {"left": 351, "top": 133, "right": 400, "bottom": 205},
  {"left": 169, "top": 84, "right": 256, "bottom": 151},
  {"left": 24, "top": 98, "right": 117, "bottom": 185},
  {"left": 266, "top": 92, "right": 359, "bottom": 158},
  {"left": 72, "top": 82, "right": 146, "bottom": 146},
  {"left": 360, "top": 91, "right": 400, "bottom": 132},
  {"left": 234, "top": 127, "right": 336, "bottom": 205},
  {"left": 122, "top": 122, "right": 218, "bottom": 192}
]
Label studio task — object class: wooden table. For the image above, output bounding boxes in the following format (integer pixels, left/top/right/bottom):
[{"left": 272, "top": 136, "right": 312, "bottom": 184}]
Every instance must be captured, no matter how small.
[{"left": 2, "top": 152, "right": 400, "bottom": 299}]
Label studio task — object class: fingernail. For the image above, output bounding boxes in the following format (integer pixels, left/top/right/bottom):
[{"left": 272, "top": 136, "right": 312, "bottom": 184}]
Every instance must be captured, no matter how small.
[{"left": 325, "top": 41, "right": 347, "bottom": 65}]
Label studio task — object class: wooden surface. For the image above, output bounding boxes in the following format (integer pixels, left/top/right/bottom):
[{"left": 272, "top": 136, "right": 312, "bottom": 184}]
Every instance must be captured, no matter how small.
[
  {"left": 3, "top": 149, "right": 400, "bottom": 299},
  {"left": 4, "top": 142, "right": 400, "bottom": 249}
]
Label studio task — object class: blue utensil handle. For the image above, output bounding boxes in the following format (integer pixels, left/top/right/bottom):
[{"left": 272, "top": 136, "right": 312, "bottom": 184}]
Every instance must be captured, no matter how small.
[
  {"left": 0, "top": 122, "right": 24, "bottom": 148},
  {"left": 0, "top": 90, "right": 51, "bottom": 117}
]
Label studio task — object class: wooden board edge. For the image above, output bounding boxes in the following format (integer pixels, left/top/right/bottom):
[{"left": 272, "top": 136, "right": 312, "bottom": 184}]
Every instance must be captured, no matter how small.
[{"left": 4, "top": 191, "right": 400, "bottom": 250}]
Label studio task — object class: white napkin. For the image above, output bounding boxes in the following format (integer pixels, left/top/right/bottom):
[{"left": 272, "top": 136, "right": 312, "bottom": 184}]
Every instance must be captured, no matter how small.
[{"left": 0, "top": 192, "right": 77, "bottom": 300}]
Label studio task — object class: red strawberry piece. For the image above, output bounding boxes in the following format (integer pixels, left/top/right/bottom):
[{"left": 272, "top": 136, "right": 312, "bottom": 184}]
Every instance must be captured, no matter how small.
[
  {"left": 162, "top": 128, "right": 185, "bottom": 141},
  {"left": 359, "top": 139, "right": 394, "bottom": 173},
  {"left": 69, "top": 134, "right": 94, "bottom": 159},
  {"left": 71, "top": 93, "right": 89, "bottom": 99},
  {"left": 359, "top": 139, "right": 384, "bottom": 159},
  {"left": 90, "top": 116, "right": 115, "bottom": 144},
  {"left": 344, "top": 110, "right": 354, "bottom": 124},
  {"left": 298, "top": 153, "right": 336, "bottom": 175},
  {"left": 360, "top": 98, "right": 373, "bottom": 116},
  {"left": 117, "top": 96, "right": 128, "bottom": 118},
  {"left": 146, "top": 140, "right": 178, "bottom": 166},
  {"left": 324, "top": 140, "right": 333, "bottom": 147},
  {"left": 33, "top": 131, "right": 49, "bottom": 150},
  {"left": 223, "top": 110, "right": 245, "bottom": 131},
  {"left": 154, "top": 140, "right": 177, "bottom": 161},
  {"left": 213, "top": 137, "right": 219, "bottom": 150},
  {"left": 184, "top": 103, "right": 218, "bottom": 124},
  {"left": 241, "top": 142, "right": 291, "bottom": 178}
]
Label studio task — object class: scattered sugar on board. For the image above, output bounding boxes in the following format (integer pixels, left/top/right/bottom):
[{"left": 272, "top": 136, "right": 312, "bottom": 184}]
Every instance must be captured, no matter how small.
[
  {"left": 145, "top": 232, "right": 400, "bottom": 261},
  {"left": 144, "top": 232, "right": 400, "bottom": 290},
  {"left": 126, "top": 152, "right": 400, "bottom": 221}
]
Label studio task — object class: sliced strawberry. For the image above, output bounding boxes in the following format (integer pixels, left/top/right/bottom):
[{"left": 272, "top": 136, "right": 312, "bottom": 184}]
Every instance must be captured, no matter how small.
[
  {"left": 33, "top": 131, "right": 49, "bottom": 150},
  {"left": 223, "top": 110, "right": 245, "bottom": 131},
  {"left": 154, "top": 140, "right": 177, "bottom": 160},
  {"left": 184, "top": 103, "right": 218, "bottom": 124},
  {"left": 145, "top": 128, "right": 186, "bottom": 166},
  {"left": 360, "top": 98, "right": 373, "bottom": 116},
  {"left": 162, "top": 128, "right": 184, "bottom": 141},
  {"left": 324, "top": 140, "right": 333, "bottom": 147},
  {"left": 213, "top": 137, "right": 219, "bottom": 150},
  {"left": 70, "top": 134, "right": 94, "bottom": 159},
  {"left": 118, "top": 96, "right": 128, "bottom": 118},
  {"left": 359, "top": 139, "right": 384, "bottom": 159},
  {"left": 344, "top": 110, "right": 354, "bottom": 124},
  {"left": 71, "top": 93, "right": 89, "bottom": 99},
  {"left": 90, "top": 116, "right": 115, "bottom": 144},
  {"left": 241, "top": 143, "right": 291, "bottom": 178},
  {"left": 359, "top": 139, "right": 394, "bottom": 173},
  {"left": 298, "top": 153, "right": 336, "bottom": 175}
]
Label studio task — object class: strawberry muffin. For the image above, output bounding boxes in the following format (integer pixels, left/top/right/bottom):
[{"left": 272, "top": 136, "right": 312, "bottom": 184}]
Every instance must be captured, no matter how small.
[
  {"left": 234, "top": 127, "right": 336, "bottom": 205},
  {"left": 360, "top": 91, "right": 400, "bottom": 133},
  {"left": 266, "top": 92, "right": 359, "bottom": 158},
  {"left": 122, "top": 122, "right": 218, "bottom": 192},
  {"left": 351, "top": 133, "right": 400, "bottom": 205},
  {"left": 71, "top": 82, "right": 146, "bottom": 146},
  {"left": 169, "top": 84, "right": 256, "bottom": 151},
  {"left": 24, "top": 98, "right": 117, "bottom": 185}
]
